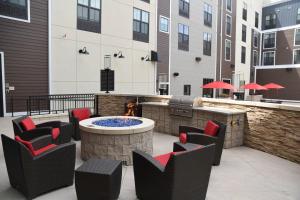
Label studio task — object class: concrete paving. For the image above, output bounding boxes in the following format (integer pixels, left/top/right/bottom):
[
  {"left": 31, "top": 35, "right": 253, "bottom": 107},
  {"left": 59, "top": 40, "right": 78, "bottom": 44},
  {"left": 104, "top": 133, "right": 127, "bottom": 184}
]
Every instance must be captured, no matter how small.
[{"left": 0, "top": 117, "right": 299, "bottom": 200}]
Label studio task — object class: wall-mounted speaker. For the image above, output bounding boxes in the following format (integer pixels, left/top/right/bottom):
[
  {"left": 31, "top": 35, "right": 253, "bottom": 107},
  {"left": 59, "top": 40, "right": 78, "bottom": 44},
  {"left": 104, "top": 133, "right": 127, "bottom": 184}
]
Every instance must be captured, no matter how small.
[
  {"left": 151, "top": 51, "right": 158, "bottom": 62},
  {"left": 173, "top": 72, "right": 179, "bottom": 77}
]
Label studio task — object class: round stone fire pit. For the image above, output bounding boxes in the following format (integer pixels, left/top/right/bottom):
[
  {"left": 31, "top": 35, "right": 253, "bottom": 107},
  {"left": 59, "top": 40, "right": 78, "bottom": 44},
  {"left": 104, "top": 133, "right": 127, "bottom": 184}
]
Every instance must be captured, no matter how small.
[{"left": 79, "top": 116, "right": 155, "bottom": 165}]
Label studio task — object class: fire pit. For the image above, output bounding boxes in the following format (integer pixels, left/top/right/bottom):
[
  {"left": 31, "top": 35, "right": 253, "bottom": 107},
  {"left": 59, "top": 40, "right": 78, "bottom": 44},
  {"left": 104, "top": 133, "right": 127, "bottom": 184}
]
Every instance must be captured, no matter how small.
[{"left": 79, "top": 116, "right": 155, "bottom": 165}]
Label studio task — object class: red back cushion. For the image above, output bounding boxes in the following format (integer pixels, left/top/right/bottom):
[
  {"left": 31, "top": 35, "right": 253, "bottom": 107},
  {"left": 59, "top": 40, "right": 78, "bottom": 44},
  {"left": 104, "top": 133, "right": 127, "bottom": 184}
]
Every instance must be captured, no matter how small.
[
  {"left": 154, "top": 152, "right": 182, "bottom": 166},
  {"left": 179, "top": 133, "right": 187, "bottom": 144},
  {"left": 15, "top": 136, "right": 35, "bottom": 153},
  {"left": 20, "top": 117, "right": 36, "bottom": 131},
  {"left": 72, "top": 108, "right": 91, "bottom": 121},
  {"left": 204, "top": 120, "right": 219, "bottom": 136}
]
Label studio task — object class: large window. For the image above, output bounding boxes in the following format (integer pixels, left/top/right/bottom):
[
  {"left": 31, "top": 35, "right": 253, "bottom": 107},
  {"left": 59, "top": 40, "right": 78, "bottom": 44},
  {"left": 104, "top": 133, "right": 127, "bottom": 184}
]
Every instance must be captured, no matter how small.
[
  {"left": 263, "top": 51, "right": 275, "bottom": 65},
  {"left": 0, "top": 0, "right": 28, "bottom": 21},
  {"left": 294, "top": 49, "right": 300, "bottom": 64},
  {"left": 295, "top": 29, "right": 300, "bottom": 46},
  {"left": 203, "top": 78, "right": 214, "bottom": 98},
  {"left": 265, "top": 13, "right": 276, "bottom": 29},
  {"left": 184, "top": 85, "right": 191, "bottom": 96},
  {"left": 225, "top": 39, "right": 231, "bottom": 61},
  {"left": 222, "top": 79, "right": 231, "bottom": 95},
  {"left": 160, "top": 16, "right": 169, "bottom": 33},
  {"left": 253, "top": 31, "right": 259, "bottom": 48},
  {"left": 297, "top": 8, "right": 300, "bottom": 24},
  {"left": 204, "top": 3, "right": 212, "bottom": 27},
  {"left": 179, "top": 0, "right": 189, "bottom": 18},
  {"left": 226, "top": 15, "right": 232, "bottom": 36},
  {"left": 203, "top": 32, "right": 212, "bottom": 56},
  {"left": 242, "top": 2, "right": 247, "bottom": 21},
  {"left": 241, "top": 46, "right": 246, "bottom": 64},
  {"left": 255, "top": 12, "right": 259, "bottom": 28},
  {"left": 226, "top": 0, "right": 232, "bottom": 12},
  {"left": 133, "top": 8, "right": 150, "bottom": 43},
  {"left": 178, "top": 23, "right": 189, "bottom": 51},
  {"left": 253, "top": 50, "right": 259, "bottom": 66},
  {"left": 263, "top": 32, "right": 276, "bottom": 49},
  {"left": 77, "top": 0, "right": 101, "bottom": 33},
  {"left": 242, "top": 25, "right": 247, "bottom": 42}
]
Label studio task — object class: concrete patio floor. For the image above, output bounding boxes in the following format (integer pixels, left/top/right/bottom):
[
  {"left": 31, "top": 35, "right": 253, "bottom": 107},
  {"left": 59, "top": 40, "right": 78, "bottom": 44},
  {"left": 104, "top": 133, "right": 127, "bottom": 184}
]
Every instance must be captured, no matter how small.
[{"left": 0, "top": 117, "right": 299, "bottom": 200}]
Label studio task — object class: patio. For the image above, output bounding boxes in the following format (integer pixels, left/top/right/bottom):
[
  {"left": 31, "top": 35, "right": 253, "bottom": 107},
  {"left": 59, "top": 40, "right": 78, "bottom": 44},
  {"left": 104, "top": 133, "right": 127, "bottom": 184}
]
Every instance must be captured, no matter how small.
[{"left": 0, "top": 117, "right": 299, "bottom": 200}]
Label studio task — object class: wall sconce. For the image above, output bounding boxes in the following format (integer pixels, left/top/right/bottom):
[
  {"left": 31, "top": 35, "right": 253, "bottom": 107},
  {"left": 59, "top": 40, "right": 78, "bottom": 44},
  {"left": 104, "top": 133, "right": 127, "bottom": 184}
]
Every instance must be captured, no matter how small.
[
  {"left": 141, "top": 55, "right": 151, "bottom": 61},
  {"left": 114, "top": 51, "right": 125, "bottom": 58},
  {"left": 79, "top": 47, "right": 89, "bottom": 55},
  {"left": 173, "top": 72, "right": 179, "bottom": 77},
  {"left": 195, "top": 57, "right": 202, "bottom": 62}
]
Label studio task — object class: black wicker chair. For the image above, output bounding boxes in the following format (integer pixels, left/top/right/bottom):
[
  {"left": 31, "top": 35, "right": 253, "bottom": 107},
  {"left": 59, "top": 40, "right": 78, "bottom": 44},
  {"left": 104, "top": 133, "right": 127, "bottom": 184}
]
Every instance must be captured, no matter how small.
[
  {"left": 1, "top": 134, "right": 76, "bottom": 200},
  {"left": 179, "top": 120, "right": 227, "bottom": 166},
  {"left": 68, "top": 108, "right": 100, "bottom": 141},
  {"left": 132, "top": 143, "right": 215, "bottom": 200},
  {"left": 12, "top": 116, "right": 72, "bottom": 144}
]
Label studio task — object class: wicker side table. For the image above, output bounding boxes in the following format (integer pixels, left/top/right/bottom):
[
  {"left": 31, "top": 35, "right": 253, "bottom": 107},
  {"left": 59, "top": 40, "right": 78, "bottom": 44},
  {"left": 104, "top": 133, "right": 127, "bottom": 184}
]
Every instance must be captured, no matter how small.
[{"left": 75, "top": 158, "right": 122, "bottom": 200}]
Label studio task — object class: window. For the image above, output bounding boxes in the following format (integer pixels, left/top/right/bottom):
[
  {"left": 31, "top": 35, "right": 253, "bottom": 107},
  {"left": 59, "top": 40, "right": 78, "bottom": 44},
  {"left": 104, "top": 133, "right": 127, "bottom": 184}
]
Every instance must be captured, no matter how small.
[
  {"left": 253, "top": 31, "right": 259, "bottom": 48},
  {"left": 242, "top": 2, "right": 247, "bottom": 21},
  {"left": 241, "top": 46, "right": 246, "bottom": 64},
  {"left": 255, "top": 12, "right": 259, "bottom": 28},
  {"left": 140, "top": 0, "right": 150, "bottom": 3},
  {"left": 203, "top": 78, "right": 214, "bottom": 98},
  {"left": 0, "top": 0, "right": 29, "bottom": 21},
  {"left": 265, "top": 13, "right": 276, "bottom": 29},
  {"left": 253, "top": 50, "right": 259, "bottom": 66},
  {"left": 226, "top": 15, "right": 232, "bottom": 36},
  {"left": 263, "top": 51, "right": 275, "bottom": 65},
  {"left": 242, "top": 25, "right": 247, "bottom": 42},
  {"left": 203, "top": 32, "right": 212, "bottom": 56},
  {"left": 101, "top": 69, "right": 115, "bottom": 92},
  {"left": 295, "top": 29, "right": 300, "bottom": 46},
  {"left": 263, "top": 32, "right": 276, "bottom": 49},
  {"left": 204, "top": 3, "right": 212, "bottom": 27},
  {"left": 226, "top": 0, "right": 232, "bottom": 12},
  {"left": 179, "top": 0, "right": 189, "bottom": 18},
  {"left": 297, "top": 8, "right": 300, "bottom": 24},
  {"left": 160, "top": 16, "right": 169, "bottom": 33},
  {"left": 133, "top": 8, "right": 150, "bottom": 43},
  {"left": 294, "top": 49, "right": 300, "bottom": 64},
  {"left": 225, "top": 39, "right": 231, "bottom": 61},
  {"left": 184, "top": 85, "right": 191, "bottom": 96},
  {"left": 222, "top": 79, "right": 231, "bottom": 95},
  {"left": 178, "top": 23, "right": 189, "bottom": 51},
  {"left": 77, "top": 0, "right": 101, "bottom": 33}
]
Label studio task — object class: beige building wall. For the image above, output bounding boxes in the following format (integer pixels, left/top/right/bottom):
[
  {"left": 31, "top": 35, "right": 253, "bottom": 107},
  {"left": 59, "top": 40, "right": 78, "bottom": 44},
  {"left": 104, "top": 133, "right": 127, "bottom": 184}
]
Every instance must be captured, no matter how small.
[{"left": 50, "top": 0, "right": 157, "bottom": 95}]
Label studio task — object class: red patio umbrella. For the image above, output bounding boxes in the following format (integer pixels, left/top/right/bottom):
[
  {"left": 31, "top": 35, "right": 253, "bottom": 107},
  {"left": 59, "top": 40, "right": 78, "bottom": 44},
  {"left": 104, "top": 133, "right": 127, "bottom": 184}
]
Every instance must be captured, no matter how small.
[
  {"left": 241, "top": 83, "right": 268, "bottom": 90},
  {"left": 202, "top": 81, "right": 235, "bottom": 90},
  {"left": 263, "top": 83, "right": 285, "bottom": 89}
]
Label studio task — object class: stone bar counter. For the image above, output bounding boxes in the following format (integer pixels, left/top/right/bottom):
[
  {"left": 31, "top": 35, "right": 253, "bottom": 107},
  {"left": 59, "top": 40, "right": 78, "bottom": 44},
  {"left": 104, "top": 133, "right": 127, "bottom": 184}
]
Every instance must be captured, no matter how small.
[{"left": 96, "top": 94, "right": 246, "bottom": 149}]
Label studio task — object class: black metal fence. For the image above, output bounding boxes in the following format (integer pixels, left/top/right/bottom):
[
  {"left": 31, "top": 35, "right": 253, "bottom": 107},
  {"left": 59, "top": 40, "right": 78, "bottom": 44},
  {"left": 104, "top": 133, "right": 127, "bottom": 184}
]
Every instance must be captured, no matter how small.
[{"left": 21, "top": 94, "right": 97, "bottom": 116}]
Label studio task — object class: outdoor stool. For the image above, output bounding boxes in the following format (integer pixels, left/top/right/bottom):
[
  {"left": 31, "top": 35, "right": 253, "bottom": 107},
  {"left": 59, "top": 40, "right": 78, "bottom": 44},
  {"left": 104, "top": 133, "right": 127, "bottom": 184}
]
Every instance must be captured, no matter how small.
[{"left": 75, "top": 158, "right": 122, "bottom": 200}]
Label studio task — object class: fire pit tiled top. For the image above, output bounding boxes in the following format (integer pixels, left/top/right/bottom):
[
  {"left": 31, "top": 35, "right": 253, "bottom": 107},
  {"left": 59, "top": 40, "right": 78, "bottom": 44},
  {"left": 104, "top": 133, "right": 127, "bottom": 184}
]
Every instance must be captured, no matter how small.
[{"left": 79, "top": 116, "right": 155, "bottom": 135}]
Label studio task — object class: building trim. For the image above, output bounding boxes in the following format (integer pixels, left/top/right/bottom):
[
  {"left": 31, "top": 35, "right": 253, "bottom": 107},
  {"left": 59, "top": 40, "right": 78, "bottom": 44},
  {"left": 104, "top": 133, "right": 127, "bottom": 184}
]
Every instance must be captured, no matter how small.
[
  {"left": 48, "top": 0, "right": 52, "bottom": 94},
  {"left": 0, "top": 0, "right": 31, "bottom": 23},
  {"left": 292, "top": 48, "right": 300, "bottom": 65},
  {"left": 255, "top": 64, "right": 300, "bottom": 69},
  {"left": 294, "top": 28, "right": 300, "bottom": 47},
  {"left": 0, "top": 52, "right": 6, "bottom": 116},
  {"left": 262, "top": 51, "right": 276, "bottom": 66},
  {"left": 262, "top": 0, "right": 292, "bottom": 8},
  {"left": 168, "top": 0, "right": 172, "bottom": 94},
  {"left": 262, "top": 24, "right": 300, "bottom": 34}
]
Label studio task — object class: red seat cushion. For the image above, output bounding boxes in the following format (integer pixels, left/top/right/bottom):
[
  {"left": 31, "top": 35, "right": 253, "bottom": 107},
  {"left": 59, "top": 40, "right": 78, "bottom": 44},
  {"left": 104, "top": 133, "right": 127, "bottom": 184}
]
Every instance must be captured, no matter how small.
[
  {"left": 179, "top": 133, "right": 187, "bottom": 144},
  {"left": 204, "top": 120, "right": 219, "bottom": 136},
  {"left": 52, "top": 128, "right": 60, "bottom": 140},
  {"left": 72, "top": 108, "right": 91, "bottom": 121},
  {"left": 20, "top": 117, "right": 36, "bottom": 131},
  {"left": 32, "top": 144, "right": 57, "bottom": 156}
]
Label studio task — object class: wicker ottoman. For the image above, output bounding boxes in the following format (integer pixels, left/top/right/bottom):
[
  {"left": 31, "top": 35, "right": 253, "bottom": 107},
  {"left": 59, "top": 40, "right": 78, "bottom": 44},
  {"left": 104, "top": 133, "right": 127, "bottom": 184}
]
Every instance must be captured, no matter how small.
[{"left": 75, "top": 158, "right": 122, "bottom": 200}]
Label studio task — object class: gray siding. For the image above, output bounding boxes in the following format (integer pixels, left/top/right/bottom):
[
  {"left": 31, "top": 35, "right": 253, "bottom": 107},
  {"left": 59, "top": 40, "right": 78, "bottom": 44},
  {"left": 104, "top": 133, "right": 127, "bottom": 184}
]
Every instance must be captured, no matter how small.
[
  {"left": 262, "top": 0, "right": 300, "bottom": 30},
  {"left": 0, "top": 0, "right": 49, "bottom": 112}
]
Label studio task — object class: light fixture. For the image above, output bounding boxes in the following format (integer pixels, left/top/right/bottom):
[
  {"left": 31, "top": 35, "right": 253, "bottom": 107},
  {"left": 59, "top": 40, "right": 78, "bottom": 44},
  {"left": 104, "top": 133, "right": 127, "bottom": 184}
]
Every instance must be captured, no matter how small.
[
  {"left": 173, "top": 72, "right": 179, "bottom": 77},
  {"left": 79, "top": 47, "right": 89, "bottom": 55},
  {"left": 104, "top": 55, "right": 112, "bottom": 69},
  {"left": 114, "top": 51, "right": 125, "bottom": 58},
  {"left": 195, "top": 57, "right": 202, "bottom": 62},
  {"left": 141, "top": 55, "right": 151, "bottom": 61}
]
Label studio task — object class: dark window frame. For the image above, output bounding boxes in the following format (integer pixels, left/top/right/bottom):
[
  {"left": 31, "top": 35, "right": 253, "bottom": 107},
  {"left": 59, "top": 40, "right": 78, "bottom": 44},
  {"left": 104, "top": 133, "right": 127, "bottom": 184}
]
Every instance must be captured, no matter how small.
[
  {"left": 226, "top": 15, "right": 232, "bottom": 36},
  {"left": 242, "top": 2, "right": 247, "bottom": 21},
  {"left": 77, "top": 0, "right": 102, "bottom": 33},
  {"left": 242, "top": 24, "right": 247, "bottom": 42},
  {"left": 263, "top": 51, "right": 275, "bottom": 66},
  {"left": 179, "top": 0, "right": 190, "bottom": 18},
  {"left": 263, "top": 32, "right": 276, "bottom": 49},
  {"left": 225, "top": 39, "right": 231, "bottom": 61},
  {"left": 253, "top": 50, "right": 259, "bottom": 66},
  {"left": 203, "top": 32, "right": 212, "bottom": 56},
  {"left": 178, "top": 23, "right": 189, "bottom": 51},
  {"left": 295, "top": 29, "right": 300, "bottom": 46},
  {"left": 265, "top": 13, "right": 276, "bottom": 29},
  {"left": 226, "top": 0, "right": 232, "bottom": 12},
  {"left": 204, "top": 3, "right": 212, "bottom": 27},
  {"left": 0, "top": 0, "right": 28, "bottom": 21},
  {"left": 241, "top": 46, "right": 246, "bottom": 64},
  {"left": 159, "top": 15, "right": 169, "bottom": 33},
  {"left": 253, "top": 31, "right": 259, "bottom": 48},
  {"left": 133, "top": 8, "right": 150, "bottom": 43},
  {"left": 222, "top": 79, "right": 231, "bottom": 95},
  {"left": 140, "top": 0, "right": 150, "bottom": 3},
  {"left": 297, "top": 8, "right": 300, "bottom": 24},
  {"left": 184, "top": 85, "right": 191, "bottom": 96},
  {"left": 255, "top": 12, "right": 259, "bottom": 28},
  {"left": 203, "top": 78, "right": 214, "bottom": 98},
  {"left": 294, "top": 49, "right": 300, "bottom": 64}
]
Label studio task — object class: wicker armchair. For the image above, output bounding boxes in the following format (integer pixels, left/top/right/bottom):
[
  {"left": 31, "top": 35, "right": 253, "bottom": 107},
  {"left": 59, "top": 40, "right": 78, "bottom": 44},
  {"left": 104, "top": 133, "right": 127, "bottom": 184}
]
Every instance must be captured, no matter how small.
[
  {"left": 12, "top": 116, "right": 72, "bottom": 144},
  {"left": 68, "top": 108, "right": 100, "bottom": 140},
  {"left": 1, "top": 134, "right": 76, "bottom": 200},
  {"left": 179, "top": 120, "right": 227, "bottom": 166},
  {"left": 132, "top": 143, "right": 215, "bottom": 200}
]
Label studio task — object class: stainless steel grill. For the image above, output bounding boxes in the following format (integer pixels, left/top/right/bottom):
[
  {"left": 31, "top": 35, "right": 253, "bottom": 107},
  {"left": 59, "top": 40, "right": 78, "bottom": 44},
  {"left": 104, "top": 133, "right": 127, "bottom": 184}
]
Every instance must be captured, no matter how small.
[{"left": 169, "top": 97, "right": 194, "bottom": 118}]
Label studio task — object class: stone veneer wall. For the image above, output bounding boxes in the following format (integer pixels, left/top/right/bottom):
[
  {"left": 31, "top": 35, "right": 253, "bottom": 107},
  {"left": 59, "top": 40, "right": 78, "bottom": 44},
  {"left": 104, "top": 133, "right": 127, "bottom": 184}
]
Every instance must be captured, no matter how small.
[{"left": 202, "top": 100, "right": 300, "bottom": 164}]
